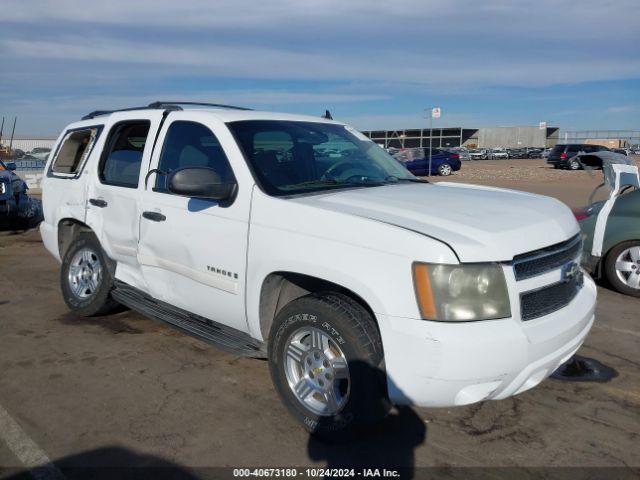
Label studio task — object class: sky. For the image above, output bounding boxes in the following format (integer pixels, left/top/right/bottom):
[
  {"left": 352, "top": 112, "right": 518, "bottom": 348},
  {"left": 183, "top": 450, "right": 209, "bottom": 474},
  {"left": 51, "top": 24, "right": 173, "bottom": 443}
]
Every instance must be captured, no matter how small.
[{"left": 0, "top": 0, "right": 639, "bottom": 137}]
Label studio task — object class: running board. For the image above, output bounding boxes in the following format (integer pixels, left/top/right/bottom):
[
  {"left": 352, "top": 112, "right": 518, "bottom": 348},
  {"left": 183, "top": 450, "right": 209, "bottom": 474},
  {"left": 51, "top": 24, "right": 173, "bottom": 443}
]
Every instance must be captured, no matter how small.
[{"left": 111, "top": 281, "right": 266, "bottom": 358}]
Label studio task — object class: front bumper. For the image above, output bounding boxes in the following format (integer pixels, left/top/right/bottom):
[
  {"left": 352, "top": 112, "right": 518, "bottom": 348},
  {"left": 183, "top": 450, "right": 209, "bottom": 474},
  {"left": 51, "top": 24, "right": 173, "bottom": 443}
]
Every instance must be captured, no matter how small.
[
  {"left": 0, "top": 198, "right": 18, "bottom": 217},
  {"left": 376, "top": 274, "right": 596, "bottom": 407}
]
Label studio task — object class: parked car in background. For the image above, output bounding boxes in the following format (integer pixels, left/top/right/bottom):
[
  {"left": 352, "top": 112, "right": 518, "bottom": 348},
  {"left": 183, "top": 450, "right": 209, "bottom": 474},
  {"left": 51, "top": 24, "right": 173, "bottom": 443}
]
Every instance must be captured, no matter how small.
[
  {"left": 446, "top": 147, "right": 470, "bottom": 161},
  {"left": 547, "top": 144, "right": 610, "bottom": 170},
  {"left": 28, "top": 147, "right": 52, "bottom": 161},
  {"left": 11, "top": 149, "right": 26, "bottom": 159},
  {"left": 574, "top": 152, "right": 640, "bottom": 297},
  {"left": 613, "top": 148, "right": 629, "bottom": 156},
  {"left": 527, "top": 148, "right": 544, "bottom": 158},
  {"left": 468, "top": 149, "right": 488, "bottom": 160},
  {"left": 541, "top": 148, "right": 552, "bottom": 159},
  {"left": 490, "top": 148, "right": 509, "bottom": 159},
  {"left": 394, "top": 147, "right": 461, "bottom": 176},
  {"left": 0, "top": 159, "right": 43, "bottom": 229},
  {"left": 507, "top": 148, "right": 527, "bottom": 159}
]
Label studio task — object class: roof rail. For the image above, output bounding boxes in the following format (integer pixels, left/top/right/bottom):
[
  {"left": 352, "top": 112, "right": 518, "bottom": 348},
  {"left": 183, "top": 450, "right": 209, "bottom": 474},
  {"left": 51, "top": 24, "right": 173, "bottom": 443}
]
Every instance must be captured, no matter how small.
[
  {"left": 147, "top": 101, "right": 252, "bottom": 111},
  {"left": 81, "top": 105, "right": 176, "bottom": 121},
  {"left": 81, "top": 101, "right": 251, "bottom": 120}
]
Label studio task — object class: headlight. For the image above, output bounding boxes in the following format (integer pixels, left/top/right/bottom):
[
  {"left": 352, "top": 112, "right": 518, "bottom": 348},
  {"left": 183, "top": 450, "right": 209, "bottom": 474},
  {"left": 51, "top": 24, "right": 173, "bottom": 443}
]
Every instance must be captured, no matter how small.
[{"left": 412, "top": 262, "right": 511, "bottom": 321}]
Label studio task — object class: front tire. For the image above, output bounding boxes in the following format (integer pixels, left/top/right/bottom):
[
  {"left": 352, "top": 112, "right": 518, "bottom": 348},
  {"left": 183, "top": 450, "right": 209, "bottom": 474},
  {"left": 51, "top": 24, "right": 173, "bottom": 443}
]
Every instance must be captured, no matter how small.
[
  {"left": 268, "top": 292, "right": 388, "bottom": 438},
  {"left": 61, "top": 233, "right": 120, "bottom": 316},
  {"left": 604, "top": 241, "right": 640, "bottom": 297}
]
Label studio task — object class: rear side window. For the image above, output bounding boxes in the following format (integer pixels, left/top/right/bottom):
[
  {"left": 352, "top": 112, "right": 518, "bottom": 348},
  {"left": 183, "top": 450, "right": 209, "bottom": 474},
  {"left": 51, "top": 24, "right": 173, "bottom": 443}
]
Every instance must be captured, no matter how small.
[
  {"left": 100, "top": 121, "right": 150, "bottom": 188},
  {"left": 51, "top": 127, "right": 100, "bottom": 175},
  {"left": 155, "top": 121, "right": 235, "bottom": 192}
]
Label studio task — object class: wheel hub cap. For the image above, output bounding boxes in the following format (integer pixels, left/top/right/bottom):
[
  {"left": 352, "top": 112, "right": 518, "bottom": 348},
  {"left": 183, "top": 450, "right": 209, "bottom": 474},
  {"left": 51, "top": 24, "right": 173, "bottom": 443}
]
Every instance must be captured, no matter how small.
[
  {"left": 615, "top": 246, "right": 640, "bottom": 289},
  {"left": 284, "top": 327, "right": 350, "bottom": 416},
  {"left": 68, "top": 248, "right": 102, "bottom": 299}
]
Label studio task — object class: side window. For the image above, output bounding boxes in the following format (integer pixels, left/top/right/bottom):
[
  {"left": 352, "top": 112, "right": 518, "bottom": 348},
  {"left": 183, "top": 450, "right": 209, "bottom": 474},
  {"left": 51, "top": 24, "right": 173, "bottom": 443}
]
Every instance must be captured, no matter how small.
[
  {"left": 100, "top": 121, "right": 150, "bottom": 188},
  {"left": 155, "top": 121, "right": 235, "bottom": 192},
  {"left": 51, "top": 127, "right": 100, "bottom": 175}
]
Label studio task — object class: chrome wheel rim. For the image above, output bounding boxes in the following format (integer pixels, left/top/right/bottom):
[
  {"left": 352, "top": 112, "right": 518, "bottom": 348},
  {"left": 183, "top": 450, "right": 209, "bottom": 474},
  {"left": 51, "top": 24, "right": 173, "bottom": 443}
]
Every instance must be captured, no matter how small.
[
  {"left": 615, "top": 246, "right": 640, "bottom": 289},
  {"left": 439, "top": 164, "right": 452, "bottom": 175},
  {"left": 284, "top": 326, "right": 350, "bottom": 416},
  {"left": 68, "top": 247, "right": 102, "bottom": 299}
]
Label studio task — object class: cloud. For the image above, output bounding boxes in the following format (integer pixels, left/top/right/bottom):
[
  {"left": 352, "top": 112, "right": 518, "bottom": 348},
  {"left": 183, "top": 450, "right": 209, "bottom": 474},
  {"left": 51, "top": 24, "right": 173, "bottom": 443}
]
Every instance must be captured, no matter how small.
[
  {"left": 606, "top": 105, "right": 636, "bottom": 113},
  {"left": 0, "top": 0, "right": 638, "bottom": 134}
]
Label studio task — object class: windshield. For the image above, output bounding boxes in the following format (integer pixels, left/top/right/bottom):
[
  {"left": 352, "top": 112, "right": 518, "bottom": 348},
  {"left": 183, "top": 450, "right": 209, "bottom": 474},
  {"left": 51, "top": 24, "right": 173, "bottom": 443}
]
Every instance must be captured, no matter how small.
[{"left": 227, "top": 120, "right": 418, "bottom": 196}]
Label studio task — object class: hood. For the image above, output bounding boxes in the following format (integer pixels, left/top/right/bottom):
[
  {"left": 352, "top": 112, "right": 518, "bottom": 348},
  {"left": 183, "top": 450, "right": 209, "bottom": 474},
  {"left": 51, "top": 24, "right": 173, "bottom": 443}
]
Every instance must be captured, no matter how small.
[{"left": 290, "top": 182, "right": 579, "bottom": 262}]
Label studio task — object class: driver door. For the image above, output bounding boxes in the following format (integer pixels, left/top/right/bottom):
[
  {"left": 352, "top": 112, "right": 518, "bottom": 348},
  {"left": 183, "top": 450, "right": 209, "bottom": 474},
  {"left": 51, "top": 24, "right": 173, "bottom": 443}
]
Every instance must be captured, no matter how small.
[{"left": 137, "top": 116, "right": 251, "bottom": 331}]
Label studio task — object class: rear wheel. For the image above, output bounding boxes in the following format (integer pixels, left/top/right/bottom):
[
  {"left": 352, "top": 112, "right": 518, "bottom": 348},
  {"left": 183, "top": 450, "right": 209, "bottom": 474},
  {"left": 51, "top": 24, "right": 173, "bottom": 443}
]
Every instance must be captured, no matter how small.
[
  {"left": 268, "top": 292, "right": 388, "bottom": 438},
  {"left": 604, "top": 241, "right": 640, "bottom": 297},
  {"left": 569, "top": 159, "right": 581, "bottom": 170},
  {"left": 60, "top": 233, "right": 120, "bottom": 316},
  {"left": 438, "top": 163, "right": 452, "bottom": 176}
]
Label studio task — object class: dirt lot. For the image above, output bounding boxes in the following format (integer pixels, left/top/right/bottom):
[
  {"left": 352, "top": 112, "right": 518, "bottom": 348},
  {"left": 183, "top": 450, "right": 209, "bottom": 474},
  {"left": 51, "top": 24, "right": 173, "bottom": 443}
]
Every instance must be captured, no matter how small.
[
  {"left": 0, "top": 159, "right": 639, "bottom": 477},
  {"left": 433, "top": 157, "right": 640, "bottom": 208}
]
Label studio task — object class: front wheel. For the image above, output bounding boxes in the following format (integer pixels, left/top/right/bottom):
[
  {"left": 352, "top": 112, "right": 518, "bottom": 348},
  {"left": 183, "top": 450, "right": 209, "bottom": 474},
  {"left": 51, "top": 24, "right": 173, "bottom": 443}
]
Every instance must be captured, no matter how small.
[
  {"left": 604, "top": 241, "right": 640, "bottom": 297},
  {"left": 268, "top": 292, "right": 388, "bottom": 438},
  {"left": 438, "top": 163, "right": 452, "bottom": 176},
  {"left": 61, "top": 233, "right": 120, "bottom": 316}
]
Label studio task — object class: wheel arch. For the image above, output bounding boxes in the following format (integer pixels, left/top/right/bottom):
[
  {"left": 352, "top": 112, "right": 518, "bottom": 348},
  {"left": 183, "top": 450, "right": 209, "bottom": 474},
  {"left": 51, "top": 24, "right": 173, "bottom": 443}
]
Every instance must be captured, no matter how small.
[
  {"left": 258, "top": 271, "right": 378, "bottom": 341},
  {"left": 57, "top": 218, "right": 95, "bottom": 260}
]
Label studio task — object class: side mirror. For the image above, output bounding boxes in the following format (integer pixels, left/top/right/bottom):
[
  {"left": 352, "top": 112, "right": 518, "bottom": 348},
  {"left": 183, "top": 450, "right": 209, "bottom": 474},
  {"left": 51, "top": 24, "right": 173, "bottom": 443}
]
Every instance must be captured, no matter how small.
[
  {"left": 167, "top": 167, "right": 236, "bottom": 201},
  {"left": 6, "top": 162, "right": 17, "bottom": 171}
]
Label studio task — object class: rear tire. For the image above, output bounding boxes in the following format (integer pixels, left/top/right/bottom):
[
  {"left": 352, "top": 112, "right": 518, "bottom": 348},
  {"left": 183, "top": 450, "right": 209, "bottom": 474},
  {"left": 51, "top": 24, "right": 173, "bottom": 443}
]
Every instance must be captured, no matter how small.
[
  {"left": 438, "top": 163, "right": 452, "bottom": 176},
  {"left": 268, "top": 292, "right": 389, "bottom": 439},
  {"left": 604, "top": 241, "right": 640, "bottom": 297},
  {"left": 60, "top": 233, "right": 120, "bottom": 316},
  {"left": 569, "top": 159, "right": 581, "bottom": 170}
]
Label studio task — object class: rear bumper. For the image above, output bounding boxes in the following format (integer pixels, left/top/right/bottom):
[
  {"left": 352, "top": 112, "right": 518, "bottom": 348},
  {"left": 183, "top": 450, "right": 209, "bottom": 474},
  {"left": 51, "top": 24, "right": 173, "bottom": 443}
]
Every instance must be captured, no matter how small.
[
  {"left": 376, "top": 275, "right": 596, "bottom": 407},
  {"left": 40, "top": 221, "right": 61, "bottom": 262}
]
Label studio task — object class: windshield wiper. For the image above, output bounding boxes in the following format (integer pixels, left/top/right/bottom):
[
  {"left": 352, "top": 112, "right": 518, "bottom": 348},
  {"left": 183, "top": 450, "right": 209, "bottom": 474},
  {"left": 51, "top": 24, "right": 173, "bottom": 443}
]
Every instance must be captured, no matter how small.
[
  {"left": 285, "top": 178, "right": 388, "bottom": 190},
  {"left": 385, "top": 176, "right": 429, "bottom": 184}
]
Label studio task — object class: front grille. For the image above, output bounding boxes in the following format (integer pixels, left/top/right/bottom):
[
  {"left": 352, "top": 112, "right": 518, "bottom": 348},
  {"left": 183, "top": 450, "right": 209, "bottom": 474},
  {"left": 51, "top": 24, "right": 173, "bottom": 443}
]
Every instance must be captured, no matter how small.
[
  {"left": 512, "top": 234, "right": 582, "bottom": 280},
  {"left": 520, "top": 273, "right": 583, "bottom": 321}
]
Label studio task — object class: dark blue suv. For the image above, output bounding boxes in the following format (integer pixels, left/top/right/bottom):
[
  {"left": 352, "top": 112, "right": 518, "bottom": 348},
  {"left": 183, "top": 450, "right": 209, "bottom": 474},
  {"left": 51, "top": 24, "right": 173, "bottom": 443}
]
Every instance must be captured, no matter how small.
[
  {"left": 0, "top": 159, "right": 43, "bottom": 230},
  {"left": 393, "top": 148, "right": 461, "bottom": 176}
]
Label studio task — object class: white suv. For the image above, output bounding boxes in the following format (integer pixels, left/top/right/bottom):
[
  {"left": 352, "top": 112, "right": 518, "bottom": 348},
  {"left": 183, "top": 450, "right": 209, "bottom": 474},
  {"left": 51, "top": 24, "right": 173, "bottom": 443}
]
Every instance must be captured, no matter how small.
[{"left": 41, "top": 102, "right": 596, "bottom": 437}]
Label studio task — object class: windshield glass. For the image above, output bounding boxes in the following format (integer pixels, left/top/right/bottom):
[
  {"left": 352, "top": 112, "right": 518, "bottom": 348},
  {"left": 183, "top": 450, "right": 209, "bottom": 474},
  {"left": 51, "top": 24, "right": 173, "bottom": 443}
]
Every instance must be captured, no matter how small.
[{"left": 227, "top": 120, "right": 417, "bottom": 196}]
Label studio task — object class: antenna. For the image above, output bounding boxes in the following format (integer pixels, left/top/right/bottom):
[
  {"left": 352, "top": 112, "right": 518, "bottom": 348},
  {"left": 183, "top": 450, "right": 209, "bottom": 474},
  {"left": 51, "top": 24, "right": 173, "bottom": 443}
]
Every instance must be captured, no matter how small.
[{"left": 322, "top": 110, "right": 333, "bottom": 120}]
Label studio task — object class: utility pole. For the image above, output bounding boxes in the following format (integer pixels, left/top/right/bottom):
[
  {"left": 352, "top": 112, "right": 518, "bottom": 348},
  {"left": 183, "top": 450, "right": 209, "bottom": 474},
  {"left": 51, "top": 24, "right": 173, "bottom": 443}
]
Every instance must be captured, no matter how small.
[
  {"left": 8, "top": 117, "right": 16, "bottom": 153},
  {"left": 0, "top": 117, "right": 4, "bottom": 145}
]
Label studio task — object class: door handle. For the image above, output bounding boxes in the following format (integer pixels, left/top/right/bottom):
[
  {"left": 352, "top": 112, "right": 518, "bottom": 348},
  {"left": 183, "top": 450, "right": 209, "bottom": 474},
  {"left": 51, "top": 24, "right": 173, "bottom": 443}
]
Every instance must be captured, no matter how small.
[
  {"left": 89, "top": 198, "right": 108, "bottom": 208},
  {"left": 142, "top": 211, "right": 166, "bottom": 222}
]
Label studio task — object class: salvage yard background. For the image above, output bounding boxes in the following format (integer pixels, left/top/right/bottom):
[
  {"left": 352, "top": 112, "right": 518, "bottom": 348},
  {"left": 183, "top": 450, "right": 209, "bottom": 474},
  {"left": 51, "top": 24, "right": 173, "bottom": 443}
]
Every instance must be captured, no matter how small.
[{"left": 0, "top": 158, "right": 638, "bottom": 472}]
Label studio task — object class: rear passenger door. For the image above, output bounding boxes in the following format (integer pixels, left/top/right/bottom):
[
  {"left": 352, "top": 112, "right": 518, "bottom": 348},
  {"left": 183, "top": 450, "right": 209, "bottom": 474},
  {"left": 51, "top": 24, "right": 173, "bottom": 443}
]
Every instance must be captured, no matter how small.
[{"left": 85, "top": 112, "right": 164, "bottom": 270}]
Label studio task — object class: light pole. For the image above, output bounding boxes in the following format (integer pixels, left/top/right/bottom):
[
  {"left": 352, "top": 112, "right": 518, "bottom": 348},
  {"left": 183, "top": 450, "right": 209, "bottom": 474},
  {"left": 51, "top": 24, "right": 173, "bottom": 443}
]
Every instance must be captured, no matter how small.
[{"left": 425, "top": 107, "right": 440, "bottom": 176}]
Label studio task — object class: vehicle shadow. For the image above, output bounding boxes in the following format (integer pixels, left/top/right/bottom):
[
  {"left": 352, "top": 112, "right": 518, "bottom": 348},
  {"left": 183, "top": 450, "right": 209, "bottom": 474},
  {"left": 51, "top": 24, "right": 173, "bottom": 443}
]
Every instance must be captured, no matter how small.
[
  {"left": 2, "top": 446, "right": 200, "bottom": 480},
  {"left": 307, "top": 362, "right": 427, "bottom": 478}
]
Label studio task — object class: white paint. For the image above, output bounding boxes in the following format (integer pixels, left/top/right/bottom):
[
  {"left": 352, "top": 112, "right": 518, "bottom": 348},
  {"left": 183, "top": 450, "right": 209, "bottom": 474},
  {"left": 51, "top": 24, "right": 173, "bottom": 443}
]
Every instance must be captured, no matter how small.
[
  {"left": 40, "top": 105, "right": 597, "bottom": 410},
  {"left": 0, "top": 403, "right": 65, "bottom": 480}
]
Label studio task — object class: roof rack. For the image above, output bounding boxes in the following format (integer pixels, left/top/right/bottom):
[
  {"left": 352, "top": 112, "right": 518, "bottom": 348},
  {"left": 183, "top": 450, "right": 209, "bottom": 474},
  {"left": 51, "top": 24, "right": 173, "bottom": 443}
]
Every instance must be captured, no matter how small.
[
  {"left": 81, "top": 101, "right": 252, "bottom": 120},
  {"left": 147, "top": 101, "right": 252, "bottom": 111}
]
